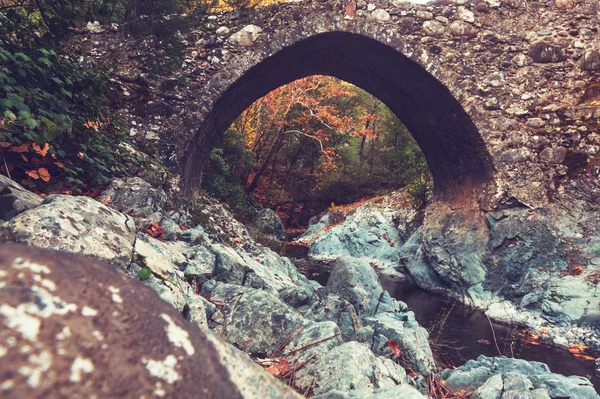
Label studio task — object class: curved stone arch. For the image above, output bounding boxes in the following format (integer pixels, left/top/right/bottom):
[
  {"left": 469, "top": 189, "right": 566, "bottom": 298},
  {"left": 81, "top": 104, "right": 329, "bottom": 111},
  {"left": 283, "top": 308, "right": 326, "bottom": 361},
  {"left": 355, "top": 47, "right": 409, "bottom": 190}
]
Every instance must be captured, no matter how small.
[{"left": 184, "top": 17, "right": 496, "bottom": 196}]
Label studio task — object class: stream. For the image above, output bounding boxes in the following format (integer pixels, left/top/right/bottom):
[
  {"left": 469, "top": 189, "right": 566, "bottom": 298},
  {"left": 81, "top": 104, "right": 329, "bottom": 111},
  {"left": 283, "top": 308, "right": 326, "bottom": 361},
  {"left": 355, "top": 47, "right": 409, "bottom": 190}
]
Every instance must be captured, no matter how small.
[{"left": 294, "top": 259, "right": 600, "bottom": 393}]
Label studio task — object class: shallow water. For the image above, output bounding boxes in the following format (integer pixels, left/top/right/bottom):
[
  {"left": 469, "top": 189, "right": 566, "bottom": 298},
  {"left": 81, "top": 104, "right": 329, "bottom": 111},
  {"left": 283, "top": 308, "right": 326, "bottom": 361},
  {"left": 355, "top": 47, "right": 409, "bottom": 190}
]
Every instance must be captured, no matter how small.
[{"left": 296, "top": 260, "right": 600, "bottom": 393}]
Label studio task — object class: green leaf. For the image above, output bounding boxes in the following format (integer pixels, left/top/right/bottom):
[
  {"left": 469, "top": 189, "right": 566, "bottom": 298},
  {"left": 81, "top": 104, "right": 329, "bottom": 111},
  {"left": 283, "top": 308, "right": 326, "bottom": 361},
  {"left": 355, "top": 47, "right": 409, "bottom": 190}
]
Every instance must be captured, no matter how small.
[
  {"left": 44, "top": 129, "right": 57, "bottom": 141},
  {"left": 14, "top": 53, "right": 31, "bottom": 62},
  {"left": 18, "top": 110, "right": 30, "bottom": 119},
  {"left": 0, "top": 98, "right": 12, "bottom": 109},
  {"left": 38, "top": 57, "right": 52, "bottom": 68},
  {"left": 22, "top": 118, "right": 38, "bottom": 130},
  {"left": 138, "top": 267, "right": 152, "bottom": 280},
  {"left": 14, "top": 102, "right": 31, "bottom": 113},
  {"left": 51, "top": 77, "right": 64, "bottom": 85},
  {"left": 4, "top": 110, "right": 16, "bottom": 121},
  {"left": 60, "top": 88, "right": 72, "bottom": 98},
  {"left": 6, "top": 93, "right": 24, "bottom": 103},
  {"left": 55, "top": 114, "right": 71, "bottom": 128},
  {"left": 34, "top": 134, "right": 46, "bottom": 145}
]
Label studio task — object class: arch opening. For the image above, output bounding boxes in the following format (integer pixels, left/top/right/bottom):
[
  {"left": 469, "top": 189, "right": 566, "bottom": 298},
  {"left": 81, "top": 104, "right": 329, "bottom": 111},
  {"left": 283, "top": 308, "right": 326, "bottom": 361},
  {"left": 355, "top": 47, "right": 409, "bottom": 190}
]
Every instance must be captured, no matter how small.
[{"left": 184, "top": 31, "right": 494, "bottom": 196}]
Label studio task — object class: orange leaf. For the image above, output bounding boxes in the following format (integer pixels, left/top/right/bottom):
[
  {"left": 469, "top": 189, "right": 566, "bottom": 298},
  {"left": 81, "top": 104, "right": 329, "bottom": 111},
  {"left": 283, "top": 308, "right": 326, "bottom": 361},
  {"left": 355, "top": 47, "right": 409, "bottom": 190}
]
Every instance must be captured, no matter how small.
[
  {"left": 32, "top": 143, "right": 50, "bottom": 157},
  {"left": 10, "top": 143, "right": 29, "bottom": 153},
  {"left": 54, "top": 161, "right": 65, "bottom": 168},
  {"left": 0, "top": 142, "right": 11, "bottom": 148},
  {"left": 26, "top": 170, "right": 40, "bottom": 179},
  {"left": 387, "top": 339, "right": 402, "bottom": 358},
  {"left": 145, "top": 222, "right": 165, "bottom": 238},
  {"left": 20, "top": 154, "right": 28, "bottom": 162},
  {"left": 38, "top": 168, "right": 50, "bottom": 182},
  {"left": 264, "top": 359, "right": 290, "bottom": 377}
]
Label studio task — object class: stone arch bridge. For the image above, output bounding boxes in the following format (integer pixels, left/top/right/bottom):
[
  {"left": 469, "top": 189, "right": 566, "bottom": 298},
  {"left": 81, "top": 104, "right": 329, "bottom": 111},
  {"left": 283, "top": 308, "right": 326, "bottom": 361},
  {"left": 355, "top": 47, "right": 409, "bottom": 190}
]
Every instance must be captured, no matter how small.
[
  {"left": 166, "top": 0, "right": 600, "bottom": 209},
  {"left": 87, "top": 0, "right": 600, "bottom": 209}
]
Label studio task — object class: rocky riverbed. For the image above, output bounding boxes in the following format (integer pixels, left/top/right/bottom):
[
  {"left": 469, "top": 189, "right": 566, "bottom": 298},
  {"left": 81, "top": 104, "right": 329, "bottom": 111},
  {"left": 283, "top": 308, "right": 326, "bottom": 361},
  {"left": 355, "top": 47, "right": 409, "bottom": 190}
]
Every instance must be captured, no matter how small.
[{"left": 0, "top": 176, "right": 599, "bottom": 397}]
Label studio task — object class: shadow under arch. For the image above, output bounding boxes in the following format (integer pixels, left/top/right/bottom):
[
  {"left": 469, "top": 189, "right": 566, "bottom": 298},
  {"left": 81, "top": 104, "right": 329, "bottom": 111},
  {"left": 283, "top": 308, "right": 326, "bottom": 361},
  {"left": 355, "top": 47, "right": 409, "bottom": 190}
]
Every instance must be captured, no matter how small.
[{"left": 183, "top": 31, "right": 494, "bottom": 196}]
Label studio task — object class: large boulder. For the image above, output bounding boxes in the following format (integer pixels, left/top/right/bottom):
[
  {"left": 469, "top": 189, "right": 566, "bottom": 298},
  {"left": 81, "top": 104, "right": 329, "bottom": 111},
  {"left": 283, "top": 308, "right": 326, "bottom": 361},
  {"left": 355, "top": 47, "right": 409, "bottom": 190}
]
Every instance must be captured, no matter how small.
[
  {"left": 306, "top": 341, "right": 410, "bottom": 396},
  {"left": 0, "top": 244, "right": 301, "bottom": 398},
  {"left": 98, "top": 177, "right": 167, "bottom": 228},
  {"left": 0, "top": 175, "right": 42, "bottom": 221},
  {"left": 325, "top": 257, "right": 384, "bottom": 318},
  {"left": 439, "top": 356, "right": 598, "bottom": 399},
  {"left": 209, "top": 243, "right": 314, "bottom": 293},
  {"left": 202, "top": 282, "right": 307, "bottom": 357},
  {"left": 0, "top": 195, "right": 136, "bottom": 269},
  {"left": 365, "top": 312, "right": 436, "bottom": 375},
  {"left": 298, "top": 193, "right": 419, "bottom": 269}
]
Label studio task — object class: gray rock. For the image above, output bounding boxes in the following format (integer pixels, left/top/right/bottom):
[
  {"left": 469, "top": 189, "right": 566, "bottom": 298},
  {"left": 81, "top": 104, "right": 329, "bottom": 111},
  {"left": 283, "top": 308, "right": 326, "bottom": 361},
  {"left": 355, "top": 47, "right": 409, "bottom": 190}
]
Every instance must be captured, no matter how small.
[
  {"left": 216, "top": 26, "right": 230, "bottom": 37},
  {"left": 0, "top": 195, "right": 136, "bottom": 269},
  {"left": 183, "top": 293, "right": 211, "bottom": 328},
  {"left": 500, "top": 148, "right": 532, "bottom": 164},
  {"left": 304, "top": 294, "right": 361, "bottom": 340},
  {"left": 365, "top": 313, "right": 436, "bottom": 375},
  {"left": 423, "top": 20, "right": 445, "bottom": 36},
  {"left": 251, "top": 208, "right": 286, "bottom": 241},
  {"left": 400, "top": 228, "right": 449, "bottom": 294},
  {"left": 370, "top": 9, "right": 390, "bottom": 21},
  {"left": 98, "top": 177, "right": 167, "bottom": 228},
  {"left": 180, "top": 225, "right": 209, "bottom": 245},
  {"left": 204, "top": 283, "right": 306, "bottom": 356},
  {"left": 440, "top": 355, "right": 598, "bottom": 398},
  {"left": 0, "top": 244, "right": 301, "bottom": 399},
  {"left": 160, "top": 218, "right": 182, "bottom": 241},
  {"left": 471, "top": 372, "right": 552, "bottom": 399},
  {"left": 326, "top": 257, "right": 383, "bottom": 318},
  {"left": 278, "top": 285, "right": 317, "bottom": 309},
  {"left": 210, "top": 243, "right": 311, "bottom": 292},
  {"left": 540, "top": 147, "right": 567, "bottom": 164},
  {"left": 457, "top": 6, "right": 475, "bottom": 23},
  {"left": 314, "top": 385, "right": 426, "bottom": 399},
  {"left": 529, "top": 42, "right": 567, "bottom": 63},
  {"left": 308, "top": 341, "right": 409, "bottom": 396},
  {"left": 449, "top": 20, "right": 478, "bottom": 37},
  {"left": 582, "top": 50, "right": 600, "bottom": 71},
  {"left": 228, "top": 25, "right": 262, "bottom": 47},
  {"left": 0, "top": 175, "right": 42, "bottom": 221},
  {"left": 484, "top": 71, "right": 506, "bottom": 87},
  {"left": 300, "top": 199, "right": 415, "bottom": 268},
  {"left": 183, "top": 244, "right": 215, "bottom": 280}
]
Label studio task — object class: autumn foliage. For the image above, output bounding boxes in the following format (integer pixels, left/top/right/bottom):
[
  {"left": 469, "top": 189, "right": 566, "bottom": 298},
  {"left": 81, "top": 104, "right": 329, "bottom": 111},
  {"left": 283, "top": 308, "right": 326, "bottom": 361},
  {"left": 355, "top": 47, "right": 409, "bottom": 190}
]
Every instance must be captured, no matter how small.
[{"left": 202, "top": 75, "right": 432, "bottom": 226}]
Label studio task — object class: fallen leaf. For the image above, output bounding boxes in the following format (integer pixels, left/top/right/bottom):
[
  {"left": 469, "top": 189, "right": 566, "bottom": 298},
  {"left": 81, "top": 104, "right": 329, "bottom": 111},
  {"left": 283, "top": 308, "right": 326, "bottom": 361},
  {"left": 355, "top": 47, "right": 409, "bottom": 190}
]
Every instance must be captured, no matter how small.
[
  {"left": 38, "top": 168, "right": 50, "bottom": 182},
  {"left": 26, "top": 169, "right": 40, "bottom": 179},
  {"left": 54, "top": 161, "right": 65, "bottom": 168},
  {"left": 32, "top": 143, "right": 50, "bottom": 157},
  {"left": 231, "top": 237, "right": 242, "bottom": 244},
  {"left": 264, "top": 359, "right": 290, "bottom": 377},
  {"left": 20, "top": 154, "right": 28, "bottom": 162},
  {"left": 146, "top": 222, "right": 165, "bottom": 238},
  {"left": 10, "top": 143, "right": 29, "bottom": 153},
  {"left": 477, "top": 339, "right": 491, "bottom": 345},
  {"left": 387, "top": 339, "right": 402, "bottom": 358},
  {"left": 0, "top": 142, "right": 11, "bottom": 148}
]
